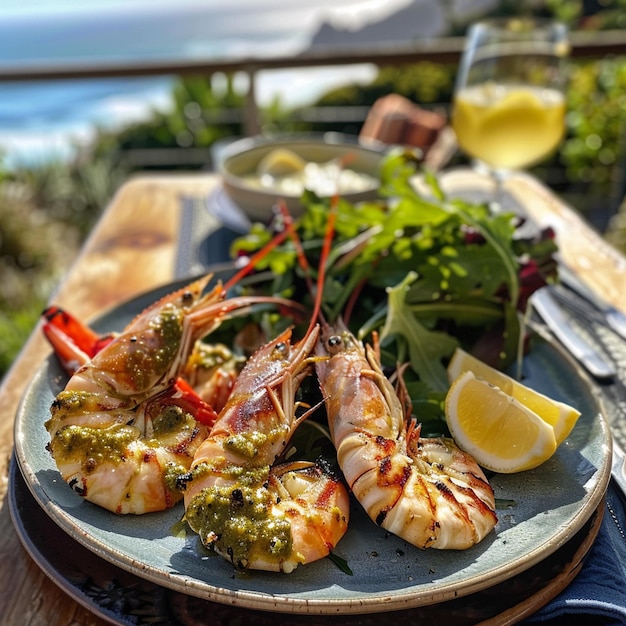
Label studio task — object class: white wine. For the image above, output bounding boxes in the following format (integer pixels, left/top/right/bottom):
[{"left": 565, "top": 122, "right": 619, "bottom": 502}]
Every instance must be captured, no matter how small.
[{"left": 452, "top": 83, "right": 566, "bottom": 170}]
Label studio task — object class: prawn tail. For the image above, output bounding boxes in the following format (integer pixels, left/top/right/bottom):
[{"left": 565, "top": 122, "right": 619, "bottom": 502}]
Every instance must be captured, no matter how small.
[
  {"left": 270, "top": 461, "right": 350, "bottom": 572},
  {"left": 42, "top": 306, "right": 115, "bottom": 375}
]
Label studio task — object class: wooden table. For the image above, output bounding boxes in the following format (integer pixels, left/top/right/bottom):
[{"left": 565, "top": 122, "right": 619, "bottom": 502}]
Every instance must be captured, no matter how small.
[{"left": 0, "top": 171, "right": 625, "bottom": 626}]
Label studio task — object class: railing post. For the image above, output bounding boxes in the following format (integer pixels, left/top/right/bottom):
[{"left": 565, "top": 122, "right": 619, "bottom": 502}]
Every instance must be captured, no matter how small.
[{"left": 244, "top": 66, "right": 261, "bottom": 137}]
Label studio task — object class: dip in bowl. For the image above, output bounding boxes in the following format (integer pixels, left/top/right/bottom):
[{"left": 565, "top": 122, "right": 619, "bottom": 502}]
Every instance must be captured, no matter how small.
[{"left": 219, "top": 135, "right": 383, "bottom": 221}]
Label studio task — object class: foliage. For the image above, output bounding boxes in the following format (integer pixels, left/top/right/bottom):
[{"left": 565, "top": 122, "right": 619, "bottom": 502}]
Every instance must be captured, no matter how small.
[
  {"left": 95, "top": 75, "right": 247, "bottom": 170},
  {"left": 544, "top": 0, "right": 583, "bottom": 24},
  {"left": 0, "top": 179, "right": 81, "bottom": 376},
  {"left": 316, "top": 62, "right": 456, "bottom": 109},
  {"left": 9, "top": 156, "right": 127, "bottom": 240},
  {"left": 0, "top": 153, "right": 129, "bottom": 378},
  {"left": 560, "top": 58, "right": 626, "bottom": 200},
  {"left": 526, "top": 2, "right": 626, "bottom": 212},
  {"left": 546, "top": 0, "right": 626, "bottom": 28},
  {"left": 0, "top": 307, "right": 43, "bottom": 376}
]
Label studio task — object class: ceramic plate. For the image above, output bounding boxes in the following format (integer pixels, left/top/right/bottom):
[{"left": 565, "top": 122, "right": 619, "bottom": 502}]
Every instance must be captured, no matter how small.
[
  {"left": 7, "top": 454, "right": 605, "bottom": 626},
  {"left": 13, "top": 279, "right": 612, "bottom": 615}
]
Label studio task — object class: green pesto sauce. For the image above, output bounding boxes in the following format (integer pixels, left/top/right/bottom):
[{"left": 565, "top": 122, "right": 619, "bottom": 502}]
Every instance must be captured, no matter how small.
[
  {"left": 126, "top": 305, "right": 183, "bottom": 388},
  {"left": 185, "top": 478, "right": 292, "bottom": 569},
  {"left": 193, "top": 342, "right": 243, "bottom": 370},
  {"left": 164, "top": 461, "right": 191, "bottom": 494},
  {"left": 223, "top": 423, "right": 291, "bottom": 462},
  {"left": 192, "top": 461, "right": 270, "bottom": 484},
  {"left": 224, "top": 431, "right": 268, "bottom": 459},
  {"left": 48, "top": 390, "right": 102, "bottom": 423},
  {"left": 150, "top": 405, "right": 195, "bottom": 439},
  {"left": 51, "top": 424, "right": 136, "bottom": 467},
  {"left": 152, "top": 305, "right": 184, "bottom": 354}
]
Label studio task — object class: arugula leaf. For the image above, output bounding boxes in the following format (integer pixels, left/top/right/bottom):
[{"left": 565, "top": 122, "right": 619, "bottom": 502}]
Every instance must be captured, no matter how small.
[
  {"left": 449, "top": 200, "right": 521, "bottom": 308},
  {"left": 326, "top": 552, "right": 353, "bottom": 575},
  {"left": 381, "top": 272, "right": 459, "bottom": 392}
]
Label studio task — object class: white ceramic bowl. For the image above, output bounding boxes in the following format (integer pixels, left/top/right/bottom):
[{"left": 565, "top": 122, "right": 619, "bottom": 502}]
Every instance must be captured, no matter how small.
[{"left": 218, "top": 135, "right": 384, "bottom": 222}]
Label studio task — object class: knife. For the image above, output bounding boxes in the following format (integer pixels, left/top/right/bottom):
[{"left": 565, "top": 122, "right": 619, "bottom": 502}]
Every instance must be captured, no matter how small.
[
  {"left": 612, "top": 438, "right": 626, "bottom": 502},
  {"left": 531, "top": 287, "right": 616, "bottom": 379},
  {"left": 558, "top": 263, "right": 626, "bottom": 341}
]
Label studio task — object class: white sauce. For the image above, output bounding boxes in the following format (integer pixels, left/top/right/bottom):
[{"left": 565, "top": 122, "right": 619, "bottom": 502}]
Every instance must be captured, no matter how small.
[{"left": 241, "top": 148, "right": 377, "bottom": 197}]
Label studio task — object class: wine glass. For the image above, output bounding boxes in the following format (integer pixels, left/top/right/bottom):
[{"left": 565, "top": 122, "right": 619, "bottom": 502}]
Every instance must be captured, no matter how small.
[{"left": 451, "top": 18, "right": 569, "bottom": 207}]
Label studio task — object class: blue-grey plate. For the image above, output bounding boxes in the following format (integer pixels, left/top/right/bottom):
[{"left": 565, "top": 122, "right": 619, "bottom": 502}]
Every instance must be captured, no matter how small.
[
  {"left": 13, "top": 279, "right": 612, "bottom": 616},
  {"left": 6, "top": 454, "right": 605, "bottom": 625}
]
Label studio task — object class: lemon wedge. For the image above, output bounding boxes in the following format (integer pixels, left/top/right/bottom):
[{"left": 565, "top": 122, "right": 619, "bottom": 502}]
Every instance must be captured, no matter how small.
[
  {"left": 257, "top": 148, "right": 307, "bottom": 178},
  {"left": 445, "top": 370, "right": 558, "bottom": 473},
  {"left": 447, "top": 348, "right": 580, "bottom": 446}
]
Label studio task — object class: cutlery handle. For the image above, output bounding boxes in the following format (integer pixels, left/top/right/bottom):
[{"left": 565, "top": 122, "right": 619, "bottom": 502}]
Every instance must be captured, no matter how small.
[
  {"left": 612, "top": 439, "right": 626, "bottom": 502},
  {"left": 531, "top": 288, "right": 616, "bottom": 379}
]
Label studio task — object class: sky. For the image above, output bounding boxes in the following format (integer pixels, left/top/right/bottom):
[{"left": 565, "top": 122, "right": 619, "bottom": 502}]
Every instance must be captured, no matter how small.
[
  {"left": 0, "top": 0, "right": 412, "bottom": 36},
  {"left": 0, "top": 0, "right": 416, "bottom": 67},
  {"left": 1, "top": 0, "right": 409, "bottom": 20}
]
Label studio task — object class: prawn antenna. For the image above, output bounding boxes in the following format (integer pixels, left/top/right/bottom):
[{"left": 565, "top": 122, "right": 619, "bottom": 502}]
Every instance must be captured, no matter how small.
[
  {"left": 276, "top": 196, "right": 339, "bottom": 332},
  {"left": 222, "top": 226, "right": 292, "bottom": 294}
]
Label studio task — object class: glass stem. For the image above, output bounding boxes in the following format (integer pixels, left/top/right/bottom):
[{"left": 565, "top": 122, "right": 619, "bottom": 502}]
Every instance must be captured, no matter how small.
[{"left": 491, "top": 170, "right": 507, "bottom": 214}]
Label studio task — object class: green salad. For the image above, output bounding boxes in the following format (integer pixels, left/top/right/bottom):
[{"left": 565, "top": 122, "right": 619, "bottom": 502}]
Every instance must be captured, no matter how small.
[{"left": 228, "top": 150, "right": 558, "bottom": 427}]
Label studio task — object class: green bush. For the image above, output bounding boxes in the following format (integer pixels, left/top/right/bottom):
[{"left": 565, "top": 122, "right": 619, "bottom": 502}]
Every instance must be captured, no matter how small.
[
  {"left": 560, "top": 58, "right": 626, "bottom": 200},
  {"left": 0, "top": 177, "right": 82, "bottom": 377}
]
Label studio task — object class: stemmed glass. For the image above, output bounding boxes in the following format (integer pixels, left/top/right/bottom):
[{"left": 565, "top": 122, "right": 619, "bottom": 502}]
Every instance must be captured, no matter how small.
[{"left": 451, "top": 18, "right": 569, "bottom": 208}]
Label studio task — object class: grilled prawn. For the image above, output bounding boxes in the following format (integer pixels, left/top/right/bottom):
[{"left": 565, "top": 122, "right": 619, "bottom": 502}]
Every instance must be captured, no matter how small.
[
  {"left": 182, "top": 325, "right": 350, "bottom": 573},
  {"left": 315, "top": 320, "right": 497, "bottom": 550}
]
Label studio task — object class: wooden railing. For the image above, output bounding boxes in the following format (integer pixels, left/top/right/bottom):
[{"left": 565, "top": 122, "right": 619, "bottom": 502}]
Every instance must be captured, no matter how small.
[{"left": 2, "top": 31, "right": 625, "bottom": 136}]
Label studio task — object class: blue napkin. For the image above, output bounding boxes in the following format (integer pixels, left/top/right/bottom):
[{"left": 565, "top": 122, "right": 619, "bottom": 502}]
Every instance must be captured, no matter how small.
[{"left": 524, "top": 481, "right": 626, "bottom": 625}]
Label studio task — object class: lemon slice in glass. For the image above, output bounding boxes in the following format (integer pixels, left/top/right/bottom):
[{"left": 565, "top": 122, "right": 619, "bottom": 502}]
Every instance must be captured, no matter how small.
[
  {"left": 445, "top": 370, "right": 558, "bottom": 473},
  {"left": 447, "top": 348, "right": 580, "bottom": 445}
]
